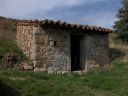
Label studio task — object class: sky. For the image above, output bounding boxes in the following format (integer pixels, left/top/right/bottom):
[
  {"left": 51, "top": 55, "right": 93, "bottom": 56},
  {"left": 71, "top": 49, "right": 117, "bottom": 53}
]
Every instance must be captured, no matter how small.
[{"left": 0, "top": 0, "right": 122, "bottom": 29}]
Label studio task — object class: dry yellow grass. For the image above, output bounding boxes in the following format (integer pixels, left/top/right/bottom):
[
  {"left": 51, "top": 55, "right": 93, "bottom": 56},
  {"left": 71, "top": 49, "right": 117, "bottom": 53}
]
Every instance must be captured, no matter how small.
[{"left": 109, "top": 33, "right": 128, "bottom": 62}]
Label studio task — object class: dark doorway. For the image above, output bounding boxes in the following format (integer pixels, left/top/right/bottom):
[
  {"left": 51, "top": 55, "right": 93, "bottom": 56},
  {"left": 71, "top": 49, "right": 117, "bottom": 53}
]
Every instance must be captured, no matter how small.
[{"left": 70, "top": 35, "right": 82, "bottom": 71}]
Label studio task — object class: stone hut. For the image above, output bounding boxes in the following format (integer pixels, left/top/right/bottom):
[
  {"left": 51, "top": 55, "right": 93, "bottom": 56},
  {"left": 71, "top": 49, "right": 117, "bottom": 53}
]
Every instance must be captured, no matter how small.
[{"left": 16, "top": 19, "right": 112, "bottom": 73}]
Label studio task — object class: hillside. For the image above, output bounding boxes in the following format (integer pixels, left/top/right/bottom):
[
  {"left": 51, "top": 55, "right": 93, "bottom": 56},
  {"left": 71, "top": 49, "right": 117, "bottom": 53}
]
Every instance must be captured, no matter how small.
[
  {"left": 0, "top": 16, "right": 24, "bottom": 66},
  {"left": 0, "top": 16, "right": 17, "bottom": 41}
]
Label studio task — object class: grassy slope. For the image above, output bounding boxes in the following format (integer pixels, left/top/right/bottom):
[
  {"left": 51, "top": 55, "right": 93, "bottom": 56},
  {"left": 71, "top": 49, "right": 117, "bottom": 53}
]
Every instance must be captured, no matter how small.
[
  {"left": 0, "top": 16, "right": 16, "bottom": 41},
  {"left": 0, "top": 40, "right": 20, "bottom": 55},
  {"left": 1, "top": 62, "right": 128, "bottom": 96},
  {"left": 0, "top": 17, "right": 21, "bottom": 64},
  {"left": 0, "top": 40, "right": 25, "bottom": 65}
]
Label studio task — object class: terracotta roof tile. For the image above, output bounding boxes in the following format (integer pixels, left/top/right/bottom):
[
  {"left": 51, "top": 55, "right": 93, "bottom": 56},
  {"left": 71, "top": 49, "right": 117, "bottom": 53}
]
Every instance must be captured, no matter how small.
[{"left": 16, "top": 19, "right": 112, "bottom": 33}]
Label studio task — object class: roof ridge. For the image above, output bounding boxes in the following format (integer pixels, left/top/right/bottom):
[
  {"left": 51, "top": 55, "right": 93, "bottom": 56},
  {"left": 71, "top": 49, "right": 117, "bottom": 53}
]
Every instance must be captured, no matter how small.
[{"left": 16, "top": 19, "right": 112, "bottom": 33}]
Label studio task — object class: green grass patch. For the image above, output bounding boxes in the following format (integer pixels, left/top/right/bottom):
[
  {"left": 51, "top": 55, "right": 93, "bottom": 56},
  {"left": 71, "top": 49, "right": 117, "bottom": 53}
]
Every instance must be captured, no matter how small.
[
  {"left": 1, "top": 62, "right": 128, "bottom": 96},
  {"left": 0, "top": 39, "right": 22, "bottom": 55},
  {"left": 0, "top": 39, "right": 26, "bottom": 64}
]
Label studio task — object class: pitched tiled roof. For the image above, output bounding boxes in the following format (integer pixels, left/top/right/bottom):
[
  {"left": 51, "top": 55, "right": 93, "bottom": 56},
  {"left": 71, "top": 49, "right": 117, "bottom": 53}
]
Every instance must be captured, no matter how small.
[{"left": 17, "top": 19, "right": 112, "bottom": 33}]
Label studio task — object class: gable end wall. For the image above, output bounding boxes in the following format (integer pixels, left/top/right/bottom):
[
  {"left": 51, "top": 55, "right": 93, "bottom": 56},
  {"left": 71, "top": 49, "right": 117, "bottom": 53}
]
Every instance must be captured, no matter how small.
[{"left": 17, "top": 26, "right": 34, "bottom": 58}]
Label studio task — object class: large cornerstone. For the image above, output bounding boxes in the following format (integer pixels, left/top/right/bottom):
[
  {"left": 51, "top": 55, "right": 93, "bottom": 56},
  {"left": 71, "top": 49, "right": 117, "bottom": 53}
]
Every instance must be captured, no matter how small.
[{"left": 17, "top": 19, "right": 112, "bottom": 73}]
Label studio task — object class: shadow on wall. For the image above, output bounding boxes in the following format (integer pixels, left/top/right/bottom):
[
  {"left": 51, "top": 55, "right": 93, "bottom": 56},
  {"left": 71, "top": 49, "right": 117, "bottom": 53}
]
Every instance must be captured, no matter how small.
[{"left": 0, "top": 79, "right": 21, "bottom": 96}]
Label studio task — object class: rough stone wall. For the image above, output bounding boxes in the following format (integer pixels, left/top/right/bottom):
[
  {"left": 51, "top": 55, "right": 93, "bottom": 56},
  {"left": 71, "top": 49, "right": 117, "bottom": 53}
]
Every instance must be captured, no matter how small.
[
  {"left": 17, "top": 26, "right": 34, "bottom": 58},
  {"left": 32, "top": 27, "right": 71, "bottom": 73},
  {"left": 85, "top": 33, "right": 109, "bottom": 70}
]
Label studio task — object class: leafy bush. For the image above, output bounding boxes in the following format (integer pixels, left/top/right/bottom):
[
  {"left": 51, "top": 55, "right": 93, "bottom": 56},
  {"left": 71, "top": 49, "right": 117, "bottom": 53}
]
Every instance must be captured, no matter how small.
[{"left": 116, "top": 31, "right": 128, "bottom": 42}]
